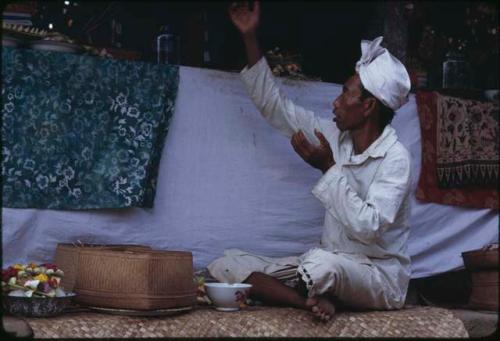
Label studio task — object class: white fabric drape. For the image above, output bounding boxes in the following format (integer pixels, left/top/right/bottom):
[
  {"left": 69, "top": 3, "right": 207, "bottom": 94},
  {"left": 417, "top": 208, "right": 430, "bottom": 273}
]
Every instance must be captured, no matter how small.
[{"left": 2, "top": 65, "right": 497, "bottom": 278}]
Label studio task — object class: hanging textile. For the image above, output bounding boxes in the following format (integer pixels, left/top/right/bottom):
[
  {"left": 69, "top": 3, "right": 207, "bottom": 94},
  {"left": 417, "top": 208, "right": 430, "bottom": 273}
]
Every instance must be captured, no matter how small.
[
  {"left": 415, "top": 91, "right": 498, "bottom": 209},
  {"left": 435, "top": 93, "right": 499, "bottom": 188},
  {"left": 2, "top": 47, "right": 179, "bottom": 209}
]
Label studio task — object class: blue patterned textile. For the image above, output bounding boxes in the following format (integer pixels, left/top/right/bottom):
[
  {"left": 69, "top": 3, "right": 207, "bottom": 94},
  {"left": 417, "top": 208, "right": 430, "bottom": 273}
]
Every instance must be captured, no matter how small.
[{"left": 2, "top": 47, "right": 179, "bottom": 209}]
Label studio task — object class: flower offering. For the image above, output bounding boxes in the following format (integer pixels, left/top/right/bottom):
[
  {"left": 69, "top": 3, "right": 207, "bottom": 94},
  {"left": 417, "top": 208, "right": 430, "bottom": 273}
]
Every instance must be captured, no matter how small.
[{"left": 2, "top": 263, "right": 66, "bottom": 298}]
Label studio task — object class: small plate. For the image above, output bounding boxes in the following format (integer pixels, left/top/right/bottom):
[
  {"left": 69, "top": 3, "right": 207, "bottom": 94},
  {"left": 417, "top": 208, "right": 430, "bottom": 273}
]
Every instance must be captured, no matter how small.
[
  {"left": 87, "top": 305, "right": 193, "bottom": 316},
  {"left": 214, "top": 306, "right": 240, "bottom": 312},
  {"left": 28, "top": 40, "right": 83, "bottom": 54},
  {"left": 3, "top": 293, "right": 77, "bottom": 317},
  {"left": 2, "top": 36, "right": 23, "bottom": 47}
]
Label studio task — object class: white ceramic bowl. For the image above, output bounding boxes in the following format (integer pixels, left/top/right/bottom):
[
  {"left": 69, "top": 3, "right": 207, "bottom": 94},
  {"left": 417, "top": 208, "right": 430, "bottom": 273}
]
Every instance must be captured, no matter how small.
[{"left": 204, "top": 283, "right": 252, "bottom": 311}]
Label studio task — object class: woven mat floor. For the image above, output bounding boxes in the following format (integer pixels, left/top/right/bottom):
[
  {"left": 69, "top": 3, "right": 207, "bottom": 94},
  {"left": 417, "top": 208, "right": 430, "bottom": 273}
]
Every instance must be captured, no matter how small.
[{"left": 24, "top": 305, "right": 468, "bottom": 338}]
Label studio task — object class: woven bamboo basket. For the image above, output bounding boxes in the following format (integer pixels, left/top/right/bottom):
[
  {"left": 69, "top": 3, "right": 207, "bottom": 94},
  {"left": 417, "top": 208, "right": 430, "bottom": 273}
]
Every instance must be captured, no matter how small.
[
  {"left": 462, "top": 247, "right": 498, "bottom": 270},
  {"left": 55, "top": 244, "right": 197, "bottom": 310},
  {"left": 468, "top": 271, "right": 498, "bottom": 311},
  {"left": 54, "top": 243, "right": 152, "bottom": 292},
  {"left": 462, "top": 246, "right": 499, "bottom": 311}
]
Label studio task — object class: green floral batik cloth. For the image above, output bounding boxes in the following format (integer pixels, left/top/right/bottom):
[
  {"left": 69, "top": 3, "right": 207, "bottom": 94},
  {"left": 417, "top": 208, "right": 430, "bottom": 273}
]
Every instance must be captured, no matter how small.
[{"left": 2, "top": 47, "right": 179, "bottom": 209}]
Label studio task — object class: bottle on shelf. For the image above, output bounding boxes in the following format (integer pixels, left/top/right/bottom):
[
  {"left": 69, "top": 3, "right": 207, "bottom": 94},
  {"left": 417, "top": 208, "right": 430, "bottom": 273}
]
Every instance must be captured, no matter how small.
[
  {"left": 442, "top": 50, "right": 472, "bottom": 89},
  {"left": 202, "top": 11, "right": 211, "bottom": 67},
  {"left": 156, "top": 25, "right": 180, "bottom": 65}
]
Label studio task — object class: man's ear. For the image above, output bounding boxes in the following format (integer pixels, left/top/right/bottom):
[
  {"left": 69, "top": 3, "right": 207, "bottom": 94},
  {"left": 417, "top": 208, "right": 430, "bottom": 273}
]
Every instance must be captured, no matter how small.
[{"left": 362, "top": 97, "right": 377, "bottom": 118}]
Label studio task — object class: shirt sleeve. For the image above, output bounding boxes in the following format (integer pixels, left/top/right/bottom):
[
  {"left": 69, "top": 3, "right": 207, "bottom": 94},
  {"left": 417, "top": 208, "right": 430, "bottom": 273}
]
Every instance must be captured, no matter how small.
[
  {"left": 311, "top": 151, "right": 411, "bottom": 245},
  {"left": 240, "top": 57, "right": 327, "bottom": 146}
]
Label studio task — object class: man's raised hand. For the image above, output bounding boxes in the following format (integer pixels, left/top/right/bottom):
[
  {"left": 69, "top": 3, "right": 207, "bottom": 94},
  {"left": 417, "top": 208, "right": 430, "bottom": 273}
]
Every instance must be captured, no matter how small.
[
  {"left": 291, "top": 130, "right": 335, "bottom": 173},
  {"left": 228, "top": 1, "right": 260, "bottom": 35}
]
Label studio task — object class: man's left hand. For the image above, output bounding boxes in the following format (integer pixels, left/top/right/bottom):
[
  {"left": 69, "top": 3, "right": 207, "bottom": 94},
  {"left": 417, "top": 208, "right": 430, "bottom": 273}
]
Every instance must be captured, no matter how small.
[{"left": 291, "top": 130, "right": 335, "bottom": 173}]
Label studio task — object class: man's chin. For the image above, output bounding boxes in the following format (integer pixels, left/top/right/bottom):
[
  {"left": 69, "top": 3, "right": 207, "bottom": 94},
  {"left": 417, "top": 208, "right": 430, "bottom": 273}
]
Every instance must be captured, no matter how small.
[{"left": 335, "top": 121, "right": 346, "bottom": 131}]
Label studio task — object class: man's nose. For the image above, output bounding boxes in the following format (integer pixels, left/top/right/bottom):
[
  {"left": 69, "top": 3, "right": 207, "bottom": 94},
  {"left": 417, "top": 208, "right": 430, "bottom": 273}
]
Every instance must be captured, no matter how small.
[{"left": 332, "top": 97, "right": 339, "bottom": 111}]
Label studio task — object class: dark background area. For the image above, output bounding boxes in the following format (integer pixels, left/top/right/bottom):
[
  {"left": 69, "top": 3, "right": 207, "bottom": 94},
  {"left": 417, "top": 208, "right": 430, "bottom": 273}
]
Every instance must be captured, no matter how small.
[
  {"left": 6, "top": 1, "right": 499, "bottom": 88},
  {"left": 27, "top": 1, "right": 383, "bottom": 84}
]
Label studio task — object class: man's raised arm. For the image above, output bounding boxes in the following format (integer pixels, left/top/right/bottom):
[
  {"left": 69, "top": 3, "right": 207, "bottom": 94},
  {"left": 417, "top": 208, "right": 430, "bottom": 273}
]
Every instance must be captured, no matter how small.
[{"left": 228, "top": 1, "right": 332, "bottom": 146}]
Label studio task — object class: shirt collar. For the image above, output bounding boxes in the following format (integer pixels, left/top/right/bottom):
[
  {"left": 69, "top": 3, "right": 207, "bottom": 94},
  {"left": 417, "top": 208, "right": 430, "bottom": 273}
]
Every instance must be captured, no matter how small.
[
  {"left": 340, "top": 125, "right": 398, "bottom": 163},
  {"left": 364, "top": 124, "right": 398, "bottom": 158}
]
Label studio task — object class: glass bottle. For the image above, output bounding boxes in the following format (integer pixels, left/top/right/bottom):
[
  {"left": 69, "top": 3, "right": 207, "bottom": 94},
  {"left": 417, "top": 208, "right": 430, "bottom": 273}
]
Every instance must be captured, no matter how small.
[
  {"left": 442, "top": 51, "right": 472, "bottom": 89},
  {"left": 156, "top": 25, "right": 180, "bottom": 65},
  {"left": 202, "top": 11, "right": 211, "bottom": 67}
]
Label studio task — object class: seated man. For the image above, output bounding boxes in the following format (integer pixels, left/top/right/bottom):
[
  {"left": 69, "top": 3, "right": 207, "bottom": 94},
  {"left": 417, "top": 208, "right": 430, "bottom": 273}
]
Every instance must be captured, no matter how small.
[{"left": 208, "top": 1, "right": 412, "bottom": 321}]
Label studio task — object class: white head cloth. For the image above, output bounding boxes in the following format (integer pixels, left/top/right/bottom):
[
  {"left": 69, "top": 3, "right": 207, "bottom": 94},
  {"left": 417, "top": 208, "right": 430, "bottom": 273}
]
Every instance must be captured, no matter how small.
[{"left": 355, "top": 36, "right": 411, "bottom": 111}]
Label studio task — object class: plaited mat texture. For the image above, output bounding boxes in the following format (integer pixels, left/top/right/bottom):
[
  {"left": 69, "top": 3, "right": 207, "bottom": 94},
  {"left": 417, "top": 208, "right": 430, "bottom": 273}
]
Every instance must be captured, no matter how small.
[{"left": 24, "top": 305, "right": 468, "bottom": 338}]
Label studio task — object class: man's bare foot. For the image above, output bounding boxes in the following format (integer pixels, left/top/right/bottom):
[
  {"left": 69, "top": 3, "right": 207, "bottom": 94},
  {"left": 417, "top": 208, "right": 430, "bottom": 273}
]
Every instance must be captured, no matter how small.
[{"left": 305, "top": 296, "right": 335, "bottom": 321}]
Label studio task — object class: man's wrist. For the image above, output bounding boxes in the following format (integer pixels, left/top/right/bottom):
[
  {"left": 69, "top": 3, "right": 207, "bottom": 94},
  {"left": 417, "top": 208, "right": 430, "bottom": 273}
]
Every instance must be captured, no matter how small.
[
  {"left": 242, "top": 31, "right": 262, "bottom": 67},
  {"left": 321, "top": 161, "right": 335, "bottom": 174},
  {"left": 242, "top": 31, "right": 257, "bottom": 42}
]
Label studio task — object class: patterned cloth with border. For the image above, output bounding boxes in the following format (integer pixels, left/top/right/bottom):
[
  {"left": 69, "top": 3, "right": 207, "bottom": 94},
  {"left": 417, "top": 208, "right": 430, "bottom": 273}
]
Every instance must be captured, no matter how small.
[
  {"left": 415, "top": 91, "right": 498, "bottom": 209},
  {"left": 435, "top": 93, "right": 498, "bottom": 188}
]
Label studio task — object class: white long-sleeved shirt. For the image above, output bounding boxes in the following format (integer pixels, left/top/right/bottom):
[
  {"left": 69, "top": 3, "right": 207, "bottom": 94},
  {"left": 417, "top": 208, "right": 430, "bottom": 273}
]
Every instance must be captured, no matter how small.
[{"left": 240, "top": 57, "right": 412, "bottom": 296}]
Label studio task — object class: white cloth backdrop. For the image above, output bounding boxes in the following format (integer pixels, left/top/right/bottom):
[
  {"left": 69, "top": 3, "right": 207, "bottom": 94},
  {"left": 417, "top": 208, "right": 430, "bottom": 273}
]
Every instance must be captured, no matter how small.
[{"left": 2, "top": 66, "right": 498, "bottom": 278}]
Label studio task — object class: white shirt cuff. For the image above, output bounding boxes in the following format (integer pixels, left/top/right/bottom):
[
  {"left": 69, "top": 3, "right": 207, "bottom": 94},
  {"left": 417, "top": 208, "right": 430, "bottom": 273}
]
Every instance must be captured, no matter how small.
[{"left": 240, "top": 56, "right": 269, "bottom": 83}]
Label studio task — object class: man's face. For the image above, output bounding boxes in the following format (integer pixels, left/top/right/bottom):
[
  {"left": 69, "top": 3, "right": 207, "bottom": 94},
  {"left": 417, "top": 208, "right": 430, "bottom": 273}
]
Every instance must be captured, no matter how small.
[{"left": 332, "top": 74, "right": 368, "bottom": 132}]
